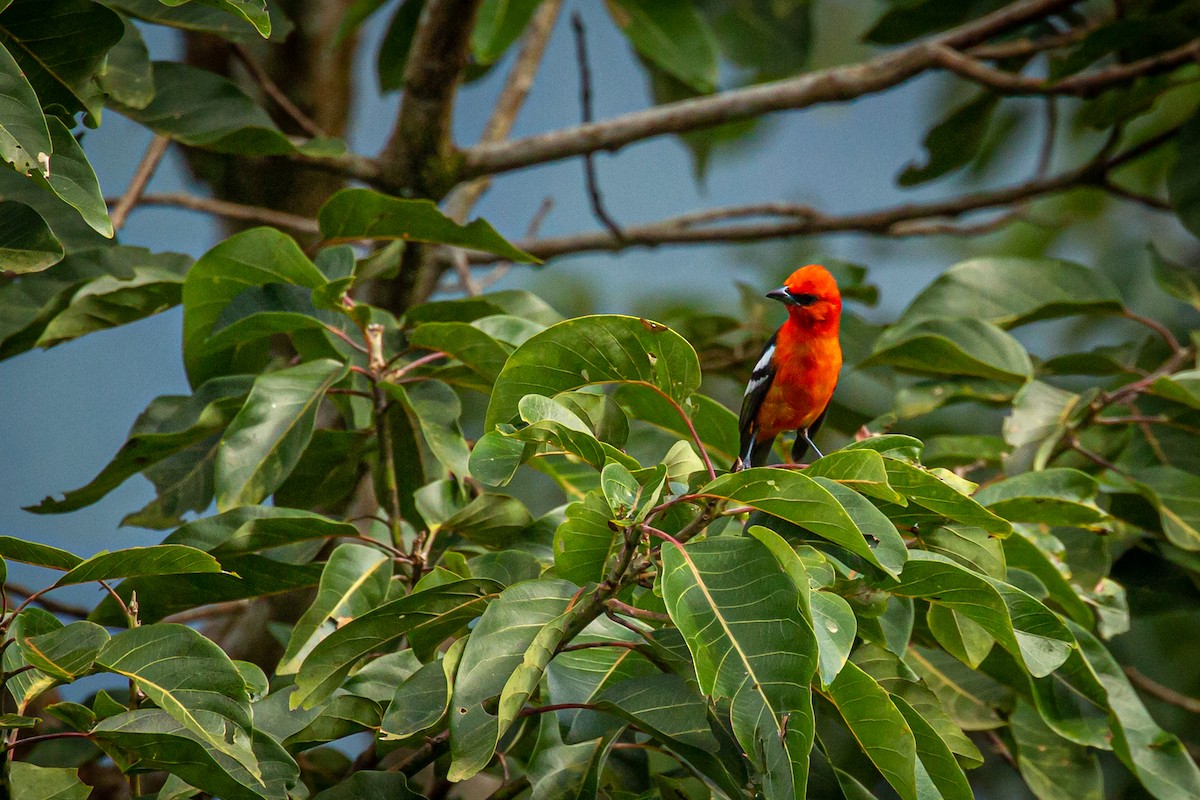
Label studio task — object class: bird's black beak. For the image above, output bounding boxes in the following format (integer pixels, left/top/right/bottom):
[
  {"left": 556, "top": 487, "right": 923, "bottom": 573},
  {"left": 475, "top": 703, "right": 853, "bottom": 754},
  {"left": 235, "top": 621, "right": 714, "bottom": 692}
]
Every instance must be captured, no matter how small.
[{"left": 766, "top": 287, "right": 794, "bottom": 305}]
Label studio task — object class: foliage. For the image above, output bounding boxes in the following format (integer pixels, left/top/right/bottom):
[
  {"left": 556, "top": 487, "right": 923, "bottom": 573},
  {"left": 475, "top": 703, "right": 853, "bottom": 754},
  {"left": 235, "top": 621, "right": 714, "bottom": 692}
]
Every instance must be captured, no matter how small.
[{"left": 4, "top": 1, "right": 1200, "bottom": 800}]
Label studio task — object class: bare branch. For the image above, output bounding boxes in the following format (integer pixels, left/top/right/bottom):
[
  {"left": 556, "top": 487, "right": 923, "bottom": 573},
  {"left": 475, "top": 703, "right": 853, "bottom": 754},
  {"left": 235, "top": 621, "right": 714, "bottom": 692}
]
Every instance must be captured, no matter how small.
[
  {"left": 110, "top": 135, "right": 171, "bottom": 233},
  {"left": 1126, "top": 666, "right": 1200, "bottom": 714},
  {"left": 465, "top": 128, "right": 1178, "bottom": 262},
  {"left": 231, "top": 43, "right": 326, "bottom": 138},
  {"left": 112, "top": 192, "right": 319, "bottom": 234},
  {"left": 572, "top": 11, "right": 625, "bottom": 242},
  {"left": 931, "top": 38, "right": 1200, "bottom": 96},
  {"left": 459, "top": 0, "right": 1081, "bottom": 178},
  {"left": 444, "top": 0, "right": 562, "bottom": 221},
  {"left": 965, "top": 25, "right": 1094, "bottom": 59},
  {"left": 379, "top": 0, "right": 486, "bottom": 197}
]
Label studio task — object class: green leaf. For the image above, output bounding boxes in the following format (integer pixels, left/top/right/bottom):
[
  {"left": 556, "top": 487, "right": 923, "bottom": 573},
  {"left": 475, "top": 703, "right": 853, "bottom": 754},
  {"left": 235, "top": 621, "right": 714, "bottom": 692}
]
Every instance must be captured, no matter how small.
[
  {"left": 608, "top": 0, "right": 719, "bottom": 93},
  {"left": 1149, "top": 245, "right": 1200, "bottom": 310},
  {"left": 380, "top": 640, "right": 463, "bottom": 741},
  {"left": 923, "top": 434, "right": 1008, "bottom": 468},
  {"left": 407, "top": 321, "right": 509, "bottom": 383},
  {"left": 439, "top": 492, "right": 534, "bottom": 547},
  {"left": 882, "top": 458, "right": 1012, "bottom": 535},
  {"left": 865, "top": 0, "right": 1007, "bottom": 44},
  {"left": 864, "top": 317, "right": 1032, "bottom": 382},
  {"left": 93, "top": 710, "right": 297, "bottom": 800},
  {"left": 526, "top": 715, "right": 615, "bottom": 800},
  {"left": 18, "top": 620, "right": 109, "bottom": 680},
  {"left": 700, "top": 467, "right": 908, "bottom": 578},
  {"left": 811, "top": 590, "right": 856, "bottom": 687},
  {"left": 975, "top": 468, "right": 1110, "bottom": 526},
  {"left": 97, "top": 17, "right": 154, "bottom": 108},
  {"left": 53, "top": 544, "right": 222, "bottom": 586},
  {"left": 1151, "top": 368, "right": 1200, "bottom": 410},
  {"left": 292, "top": 578, "right": 499, "bottom": 708},
  {"left": 892, "top": 695, "right": 973, "bottom": 800},
  {"left": 1132, "top": 466, "right": 1200, "bottom": 550},
  {"left": 116, "top": 61, "right": 295, "bottom": 154},
  {"left": 166, "top": 504, "right": 360, "bottom": 555},
  {"left": 1003, "top": 380, "right": 1082, "bottom": 474},
  {"left": 0, "top": 201, "right": 63, "bottom": 273},
  {"left": 182, "top": 227, "right": 328, "bottom": 385},
  {"left": 661, "top": 537, "right": 816, "bottom": 800},
  {"left": 472, "top": 0, "right": 541, "bottom": 63},
  {"left": 0, "top": 536, "right": 81, "bottom": 569},
  {"left": 0, "top": 41, "right": 51, "bottom": 177},
  {"left": 215, "top": 359, "right": 348, "bottom": 510},
  {"left": 1010, "top": 700, "right": 1103, "bottom": 800},
  {"left": 383, "top": 379, "right": 471, "bottom": 477},
  {"left": 0, "top": 714, "right": 41, "bottom": 730},
  {"left": 318, "top": 188, "right": 537, "bottom": 261},
  {"left": 919, "top": 524, "right": 1005, "bottom": 579},
  {"left": 894, "top": 257, "right": 1123, "bottom": 329},
  {"left": 26, "top": 376, "right": 249, "bottom": 515},
  {"left": 927, "top": 604, "right": 994, "bottom": 668},
  {"left": 1170, "top": 109, "right": 1200, "bottom": 239},
  {"left": 805, "top": 448, "right": 905, "bottom": 505},
  {"left": 907, "top": 646, "right": 1010, "bottom": 731},
  {"left": 277, "top": 543, "right": 391, "bottom": 674},
  {"left": 593, "top": 673, "right": 715, "bottom": 751},
  {"left": 309, "top": 772, "right": 425, "bottom": 800},
  {"left": 376, "top": 0, "right": 425, "bottom": 92},
  {"left": 3, "top": 609, "right": 61, "bottom": 711},
  {"left": 615, "top": 385, "right": 739, "bottom": 467},
  {"left": 448, "top": 579, "right": 578, "bottom": 781},
  {"left": 486, "top": 315, "right": 700, "bottom": 429},
  {"left": 10, "top": 763, "right": 89, "bottom": 800},
  {"left": 1003, "top": 533, "right": 1093, "bottom": 626},
  {"left": 886, "top": 551, "right": 1074, "bottom": 677},
  {"left": 554, "top": 491, "right": 621, "bottom": 586},
  {"left": 107, "top": 0, "right": 291, "bottom": 41},
  {"left": 282, "top": 694, "right": 382, "bottom": 749},
  {"left": 160, "top": 0, "right": 272, "bottom": 37},
  {"left": 824, "top": 660, "right": 917, "bottom": 800},
  {"left": 899, "top": 92, "right": 999, "bottom": 186},
  {"left": 37, "top": 117, "right": 112, "bottom": 237},
  {"left": 705, "top": 0, "right": 811, "bottom": 82},
  {"left": 0, "top": 0, "right": 124, "bottom": 120},
  {"left": 95, "top": 623, "right": 257, "bottom": 773}
]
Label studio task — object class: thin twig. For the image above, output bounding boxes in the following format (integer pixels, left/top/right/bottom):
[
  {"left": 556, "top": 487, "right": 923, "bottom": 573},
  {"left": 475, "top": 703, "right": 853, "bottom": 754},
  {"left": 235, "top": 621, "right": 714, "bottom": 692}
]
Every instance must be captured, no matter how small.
[
  {"left": 110, "top": 135, "right": 171, "bottom": 232},
  {"left": 1125, "top": 666, "right": 1200, "bottom": 714},
  {"left": 112, "top": 192, "right": 320, "bottom": 234},
  {"left": 571, "top": 11, "right": 625, "bottom": 243},
  {"left": 2, "top": 584, "right": 90, "bottom": 619},
  {"left": 1124, "top": 309, "right": 1183, "bottom": 352},
  {"left": 231, "top": 43, "right": 325, "bottom": 138},
  {"left": 606, "top": 598, "right": 671, "bottom": 623}
]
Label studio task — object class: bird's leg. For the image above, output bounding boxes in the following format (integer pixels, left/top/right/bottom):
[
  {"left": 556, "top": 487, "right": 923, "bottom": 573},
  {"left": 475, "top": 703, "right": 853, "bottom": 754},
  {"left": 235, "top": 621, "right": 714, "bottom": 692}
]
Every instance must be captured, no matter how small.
[{"left": 791, "top": 429, "right": 823, "bottom": 463}]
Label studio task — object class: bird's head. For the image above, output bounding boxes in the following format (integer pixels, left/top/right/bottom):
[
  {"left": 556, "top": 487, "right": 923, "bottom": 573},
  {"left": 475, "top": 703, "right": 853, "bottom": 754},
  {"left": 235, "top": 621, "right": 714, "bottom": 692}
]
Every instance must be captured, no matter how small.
[{"left": 766, "top": 264, "right": 842, "bottom": 330}]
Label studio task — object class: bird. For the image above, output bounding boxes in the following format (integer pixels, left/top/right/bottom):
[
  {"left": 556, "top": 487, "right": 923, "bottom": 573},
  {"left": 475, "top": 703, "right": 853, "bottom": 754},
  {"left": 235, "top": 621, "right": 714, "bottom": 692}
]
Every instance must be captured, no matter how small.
[{"left": 736, "top": 264, "right": 843, "bottom": 470}]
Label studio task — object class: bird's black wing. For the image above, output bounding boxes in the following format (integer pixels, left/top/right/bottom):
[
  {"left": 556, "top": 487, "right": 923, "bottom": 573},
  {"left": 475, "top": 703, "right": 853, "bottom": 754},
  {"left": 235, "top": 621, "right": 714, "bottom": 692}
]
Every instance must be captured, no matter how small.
[{"left": 738, "top": 331, "right": 778, "bottom": 466}]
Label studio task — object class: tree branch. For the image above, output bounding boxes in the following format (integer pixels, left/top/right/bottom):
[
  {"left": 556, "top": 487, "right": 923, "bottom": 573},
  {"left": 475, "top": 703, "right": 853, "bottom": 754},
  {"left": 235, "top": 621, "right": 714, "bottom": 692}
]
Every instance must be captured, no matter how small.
[
  {"left": 110, "top": 135, "right": 171, "bottom": 233},
  {"left": 931, "top": 38, "right": 1200, "bottom": 97},
  {"left": 379, "top": 0, "right": 486, "bottom": 197},
  {"left": 463, "top": 126, "right": 1177, "bottom": 262},
  {"left": 458, "top": 0, "right": 1081, "bottom": 178},
  {"left": 111, "top": 192, "right": 319, "bottom": 234}
]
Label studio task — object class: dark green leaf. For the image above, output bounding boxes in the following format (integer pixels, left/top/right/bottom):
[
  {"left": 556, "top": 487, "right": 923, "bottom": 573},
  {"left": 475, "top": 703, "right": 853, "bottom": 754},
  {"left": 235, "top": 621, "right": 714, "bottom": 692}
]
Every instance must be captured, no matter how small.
[
  {"left": 975, "top": 468, "right": 1110, "bottom": 526},
  {"left": 380, "top": 641, "right": 462, "bottom": 741},
  {"left": 1002, "top": 533, "right": 1092, "bottom": 626},
  {"left": 609, "top": 0, "right": 719, "bottom": 92},
  {"left": 407, "top": 321, "right": 509, "bottom": 384},
  {"left": 892, "top": 695, "right": 973, "bottom": 800},
  {"left": 0, "top": 201, "right": 63, "bottom": 273},
  {"left": 383, "top": 379, "right": 471, "bottom": 477},
  {"left": 472, "top": 0, "right": 541, "bottom": 63},
  {"left": 448, "top": 579, "right": 578, "bottom": 781},
  {"left": 704, "top": 0, "right": 811, "bottom": 82},
  {"left": 700, "top": 467, "right": 907, "bottom": 577},
  {"left": 1150, "top": 368, "right": 1200, "bottom": 411},
  {"left": 662, "top": 536, "right": 816, "bottom": 799},
  {"left": 882, "top": 458, "right": 1012, "bottom": 535},
  {"left": 865, "top": 0, "right": 1008, "bottom": 44},
  {"left": 54, "top": 544, "right": 221, "bottom": 586},
  {"left": 0, "top": 536, "right": 81, "bottom": 570},
  {"left": 1149, "top": 244, "right": 1200, "bottom": 310},
  {"left": 864, "top": 318, "right": 1032, "bottom": 382},
  {"left": 554, "top": 491, "right": 620, "bottom": 586},
  {"left": 18, "top": 621, "right": 109, "bottom": 680},
  {"left": 1170, "top": 109, "right": 1200, "bottom": 239},
  {"left": 1132, "top": 466, "right": 1200, "bottom": 550},
  {"left": 277, "top": 543, "right": 391, "bottom": 674},
  {"left": 0, "top": 0, "right": 123, "bottom": 120},
  {"left": 160, "top": 0, "right": 272, "bottom": 37},
  {"left": 282, "top": 694, "right": 381, "bottom": 749},
  {"left": 526, "top": 715, "right": 614, "bottom": 800},
  {"left": 907, "top": 646, "right": 1010, "bottom": 730},
  {"left": 215, "top": 359, "right": 348, "bottom": 510},
  {"left": 1003, "top": 380, "right": 1082, "bottom": 473},
  {"left": 824, "top": 660, "right": 918, "bottom": 800},
  {"left": 899, "top": 92, "right": 999, "bottom": 186},
  {"left": 107, "top": 0, "right": 291, "bottom": 41},
  {"left": 0, "top": 40, "right": 51, "bottom": 176},
  {"left": 0, "top": 714, "right": 40, "bottom": 731},
  {"left": 36, "top": 117, "right": 111, "bottom": 237},
  {"left": 1011, "top": 700, "right": 1103, "bottom": 800},
  {"left": 9, "top": 763, "right": 89, "bottom": 800},
  {"left": 811, "top": 590, "right": 856, "bottom": 687},
  {"left": 116, "top": 61, "right": 295, "bottom": 154},
  {"left": 97, "top": 17, "right": 154, "bottom": 108},
  {"left": 376, "top": 0, "right": 425, "bottom": 92},
  {"left": 309, "top": 772, "right": 425, "bottom": 800},
  {"left": 318, "top": 188, "right": 537, "bottom": 262}
]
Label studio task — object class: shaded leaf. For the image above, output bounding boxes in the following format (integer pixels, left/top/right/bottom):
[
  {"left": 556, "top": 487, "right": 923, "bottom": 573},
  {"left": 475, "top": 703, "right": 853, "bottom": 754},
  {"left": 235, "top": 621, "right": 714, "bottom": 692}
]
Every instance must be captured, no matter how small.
[
  {"left": 899, "top": 92, "right": 998, "bottom": 186},
  {"left": 975, "top": 468, "right": 1109, "bottom": 526},
  {"left": 1011, "top": 700, "right": 1103, "bottom": 800},
  {"left": 0, "top": 40, "right": 51, "bottom": 176},
  {"left": 472, "top": 0, "right": 541, "bottom": 63},
  {"left": 37, "top": 117, "right": 112, "bottom": 237},
  {"left": 609, "top": 0, "right": 719, "bottom": 92},
  {"left": 882, "top": 457, "right": 1012, "bottom": 535},
  {"left": 9, "top": 763, "right": 88, "bottom": 800},
  {"left": 0, "top": 201, "right": 63, "bottom": 273},
  {"left": 54, "top": 544, "right": 221, "bottom": 586},
  {"left": 97, "top": 17, "right": 154, "bottom": 108},
  {"left": 18, "top": 621, "right": 109, "bottom": 680},
  {"left": 864, "top": 317, "right": 1032, "bottom": 382},
  {"left": 824, "top": 661, "right": 918, "bottom": 800}
]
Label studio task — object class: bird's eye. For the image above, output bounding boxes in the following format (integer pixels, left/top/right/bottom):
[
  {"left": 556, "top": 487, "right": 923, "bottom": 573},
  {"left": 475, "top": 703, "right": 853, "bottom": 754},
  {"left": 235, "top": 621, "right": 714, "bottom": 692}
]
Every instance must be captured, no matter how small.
[{"left": 791, "top": 292, "right": 819, "bottom": 306}]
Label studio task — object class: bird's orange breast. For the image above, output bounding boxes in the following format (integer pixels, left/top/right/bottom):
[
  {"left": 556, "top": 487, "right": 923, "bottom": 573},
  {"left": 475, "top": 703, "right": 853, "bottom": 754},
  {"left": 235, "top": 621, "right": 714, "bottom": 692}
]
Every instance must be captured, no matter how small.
[{"left": 754, "top": 329, "right": 841, "bottom": 440}]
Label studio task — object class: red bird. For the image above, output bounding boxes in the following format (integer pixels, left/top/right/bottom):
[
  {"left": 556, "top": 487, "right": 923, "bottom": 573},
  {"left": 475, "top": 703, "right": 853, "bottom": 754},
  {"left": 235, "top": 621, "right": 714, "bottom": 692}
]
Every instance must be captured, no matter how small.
[{"left": 736, "top": 264, "right": 843, "bottom": 470}]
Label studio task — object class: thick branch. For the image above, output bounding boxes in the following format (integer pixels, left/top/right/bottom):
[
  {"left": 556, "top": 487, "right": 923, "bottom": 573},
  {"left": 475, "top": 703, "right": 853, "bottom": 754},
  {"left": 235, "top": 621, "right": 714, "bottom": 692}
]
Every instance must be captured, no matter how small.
[
  {"left": 458, "top": 0, "right": 1080, "bottom": 178},
  {"left": 379, "top": 0, "right": 485, "bottom": 197}
]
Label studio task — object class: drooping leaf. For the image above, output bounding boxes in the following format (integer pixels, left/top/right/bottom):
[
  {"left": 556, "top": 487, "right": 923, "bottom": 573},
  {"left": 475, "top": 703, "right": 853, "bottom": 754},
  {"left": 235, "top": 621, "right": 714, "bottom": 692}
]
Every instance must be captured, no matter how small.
[
  {"left": 0, "top": 201, "right": 63, "bottom": 274},
  {"left": 0, "top": 536, "right": 81, "bottom": 570},
  {"left": 899, "top": 92, "right": 999, "bottom": 186},
  {"left": 700, "top": 467, "right": 908, "bottom": 577},
  {"left": 661, "top": 536, "right": 817, "bottom": 800},
  {"left": 159, "top": 0, "right": 273, "bottom": 37},
  {"left": 53, "top": 544, "right": 222, "bottom": 586},
  {"left": 1132, "top": 466, "right": 1200, "bottom": 550},
  {"left": 25, "top": 376, "right": 250, "bottom": 515},
  {"left": 282, "top": 694, "right": 382, "bottom": 749},
  {"left": 824, "top": 661, "right": 917, "bottom": 800},
  {"left": 526, "top": 714, "right": 615, "bottom": 800},
  {"left": 1003, "top": 380, "right": 1083, "bottom": 474},
  {"left": 0, "top": 0, "right": 124, "bottom": 120},
  {"left": 892, "top": 695, "right": 973, "bottom": 800},
  {"left": 292, "top": 578, "right": 499, "bottom": 708},
  {"left": 1010, "top": 700, "right": 1103, "bottom": 800},
  {"left": 0, "top": 40, "right": 51, "bottom": 177},
  {"left": 376, "top": 0, "right": 425, "bottom": 92},
  {"left": 380, "top": 640, "right": 463, "bottom": 741},
  {"left": 608, "top": 0, "right": 720, "bottom": 93},
  {"left": 215, "top": 359, "right": 348, "bottom": 510},
  {"left": 97, "top": 16, "right": 154, "bottom": 108},
  {"left": 864, "top": 318, "right": 1032, "bottom": 382},
  {"left": 277, "top": 543, "right": 391, "bottom": 675},
  {"left": 486, "top": 315, "right": 701, "bottom": 429},
  {"left": 881, "top": 457, "right": 1012, "bottom": 535},
  {"left": 318, "top": 188, "right": 537, "bottom": 262},
  {"left": 406, "top": 321, "right": 509, "bottom": 384},
  {"left": 17, "top": 621, "right": 109, "bottom": 681},
  {"left": 1149, "top": 245, "right": 1200, "bottom": 310},
  {"left": 36, "top": 117, "right": 112, "bottom": 237},
  {"left": 975, "top": 468, "right": 1110, "bottom": 526},
  {"left": 382, "top": 379, "right": 471, "bottom": 477},
  {"left": 448, "top": 579, "right": 578, "bottom": 782}
]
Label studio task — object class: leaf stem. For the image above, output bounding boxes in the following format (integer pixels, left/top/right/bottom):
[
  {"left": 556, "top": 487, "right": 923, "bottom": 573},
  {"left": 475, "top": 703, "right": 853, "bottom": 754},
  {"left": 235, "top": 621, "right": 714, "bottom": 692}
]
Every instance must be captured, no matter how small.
[
  {"left": 638, "top": 382, "right": 717, "bottom": 481},
  {"left": 1, "top": 731, "right": 90, "bottom": 752},
  {"left": 605, "top": 598, "right": 671, "bottom": 623}
]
